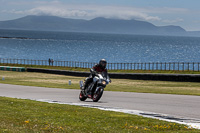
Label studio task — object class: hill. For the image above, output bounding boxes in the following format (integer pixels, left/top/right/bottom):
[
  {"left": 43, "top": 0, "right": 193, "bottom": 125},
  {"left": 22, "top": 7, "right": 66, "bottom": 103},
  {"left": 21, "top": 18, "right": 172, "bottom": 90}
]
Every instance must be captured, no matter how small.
[{"left": 0, "top": 15, "right": 195, "bottom": 36}]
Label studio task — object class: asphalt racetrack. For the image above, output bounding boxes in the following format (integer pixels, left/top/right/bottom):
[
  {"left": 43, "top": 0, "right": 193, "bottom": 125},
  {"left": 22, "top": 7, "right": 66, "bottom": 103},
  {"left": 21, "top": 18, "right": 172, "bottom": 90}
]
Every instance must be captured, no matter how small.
[{"left": 1, "top": 83, "right": 200, "bottom": 128}]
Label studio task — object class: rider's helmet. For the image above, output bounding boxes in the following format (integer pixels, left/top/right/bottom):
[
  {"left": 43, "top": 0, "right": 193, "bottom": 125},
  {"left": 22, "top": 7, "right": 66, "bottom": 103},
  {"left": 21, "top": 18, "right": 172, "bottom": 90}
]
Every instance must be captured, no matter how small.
[{"left": 99, "top": 59, "right": 107, "bottom": 69}]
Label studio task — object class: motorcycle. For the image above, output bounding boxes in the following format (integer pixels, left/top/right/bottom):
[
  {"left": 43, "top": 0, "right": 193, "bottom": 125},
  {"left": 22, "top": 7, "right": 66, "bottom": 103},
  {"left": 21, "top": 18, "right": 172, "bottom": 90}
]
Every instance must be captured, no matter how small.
[{"left": 79, "top": 71, "right": 111, "bottom": 102}]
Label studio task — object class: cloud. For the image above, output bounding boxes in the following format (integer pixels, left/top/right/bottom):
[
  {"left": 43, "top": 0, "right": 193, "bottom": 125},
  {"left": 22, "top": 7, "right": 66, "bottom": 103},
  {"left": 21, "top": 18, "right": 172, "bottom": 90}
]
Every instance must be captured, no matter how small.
[
  {"left": 162, "top": 18, "right": 184, "bottom": 23},
  {"left": 27, "top": 6, "right": 88, "bottom": 18},
  {"left": 142, "top": 7, "right": 189, "bottom": 14},
  {"left": 0, "top": 1, "right": 189, "bottom": 23},
  {"left": 1, "top": 2, "right": 162, "bottom": 21}
]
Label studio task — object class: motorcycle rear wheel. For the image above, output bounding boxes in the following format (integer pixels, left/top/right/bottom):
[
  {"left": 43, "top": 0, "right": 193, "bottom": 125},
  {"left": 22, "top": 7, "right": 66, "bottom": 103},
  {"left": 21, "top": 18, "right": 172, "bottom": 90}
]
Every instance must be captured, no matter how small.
[
  {"left": 79, "top": 91, "right": 87, "bottom": 101},
  {"left": 93, "top": 88, "right": 104, "bottom": 102}
]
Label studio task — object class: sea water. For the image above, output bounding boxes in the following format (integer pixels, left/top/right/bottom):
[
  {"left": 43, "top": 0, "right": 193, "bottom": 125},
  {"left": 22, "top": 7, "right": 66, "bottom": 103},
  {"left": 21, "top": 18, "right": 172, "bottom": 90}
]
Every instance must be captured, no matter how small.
[{"left": 0, "top": 29, "right": 200, "bottom": 63}]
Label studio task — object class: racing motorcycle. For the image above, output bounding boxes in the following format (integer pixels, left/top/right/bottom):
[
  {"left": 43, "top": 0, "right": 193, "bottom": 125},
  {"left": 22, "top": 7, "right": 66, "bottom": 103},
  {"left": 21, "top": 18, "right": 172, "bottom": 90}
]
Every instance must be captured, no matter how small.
[{"left": 79, "top": 71, "right": 111, "bottom": 102}]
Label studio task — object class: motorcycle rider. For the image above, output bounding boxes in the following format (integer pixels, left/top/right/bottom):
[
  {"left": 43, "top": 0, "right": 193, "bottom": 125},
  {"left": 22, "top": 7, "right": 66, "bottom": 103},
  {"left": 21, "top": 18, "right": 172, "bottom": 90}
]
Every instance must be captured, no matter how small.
[{"left": 83, "top": 59, "right": 110, "bottom": 92}]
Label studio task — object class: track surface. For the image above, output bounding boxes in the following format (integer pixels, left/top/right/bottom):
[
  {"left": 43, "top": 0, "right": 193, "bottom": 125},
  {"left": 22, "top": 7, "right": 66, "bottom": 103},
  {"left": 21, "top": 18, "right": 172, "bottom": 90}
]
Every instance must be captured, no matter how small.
[{"left": 1, "top": 83, "right": 200, "bottom": 120}]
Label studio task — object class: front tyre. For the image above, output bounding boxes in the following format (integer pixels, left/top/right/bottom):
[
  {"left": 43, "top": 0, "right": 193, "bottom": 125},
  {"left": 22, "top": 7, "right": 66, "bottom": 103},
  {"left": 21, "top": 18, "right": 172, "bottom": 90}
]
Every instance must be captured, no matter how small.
[
  {"left": 93, "top": 87, "right": 104, "bottom": 102},
  {"left": 79, "top": 91, "right": 87, "bottom": 101}
]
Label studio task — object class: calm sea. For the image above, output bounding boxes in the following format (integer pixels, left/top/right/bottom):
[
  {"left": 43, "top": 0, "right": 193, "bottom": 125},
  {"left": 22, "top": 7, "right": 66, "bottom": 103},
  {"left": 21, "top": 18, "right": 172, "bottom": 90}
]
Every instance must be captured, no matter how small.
[{"left": 0, "top": 29, "right": 200, "bottom": 63}]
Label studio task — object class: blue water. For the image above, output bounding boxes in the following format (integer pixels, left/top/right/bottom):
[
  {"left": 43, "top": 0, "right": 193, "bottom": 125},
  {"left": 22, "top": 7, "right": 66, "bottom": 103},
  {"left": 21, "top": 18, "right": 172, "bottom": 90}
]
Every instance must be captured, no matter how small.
[{"left": 0, "top": 29, "right": 200, "bottom": 63}]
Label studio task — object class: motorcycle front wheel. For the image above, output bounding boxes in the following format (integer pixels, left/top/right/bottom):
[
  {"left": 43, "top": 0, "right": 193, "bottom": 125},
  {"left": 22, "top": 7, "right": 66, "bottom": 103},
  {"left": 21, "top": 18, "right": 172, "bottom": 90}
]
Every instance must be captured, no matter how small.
[
  {"left": 93, "top": 87, "right": 104, "bottom": 102},
  {"left": 79, "top": 91, "right": 87, "bottom": 101}
]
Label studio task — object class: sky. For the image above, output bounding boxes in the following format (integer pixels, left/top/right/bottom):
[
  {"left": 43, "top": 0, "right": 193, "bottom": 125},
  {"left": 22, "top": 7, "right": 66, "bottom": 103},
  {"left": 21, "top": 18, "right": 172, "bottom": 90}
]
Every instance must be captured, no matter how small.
[{"left": 0, "top": 0, "right": 200, "bottom": 31}]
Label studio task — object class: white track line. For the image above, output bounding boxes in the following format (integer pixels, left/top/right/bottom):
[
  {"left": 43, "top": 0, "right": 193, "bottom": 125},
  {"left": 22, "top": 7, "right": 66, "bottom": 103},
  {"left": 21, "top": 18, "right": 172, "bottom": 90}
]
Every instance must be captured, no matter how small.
[{"left": 32, "top": 98, "right": 200, "bottom": 129}]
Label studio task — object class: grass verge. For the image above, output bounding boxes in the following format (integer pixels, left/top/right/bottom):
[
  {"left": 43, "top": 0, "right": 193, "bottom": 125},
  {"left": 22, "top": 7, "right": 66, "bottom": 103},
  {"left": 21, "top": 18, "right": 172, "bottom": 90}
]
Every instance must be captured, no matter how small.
[
  {"left": 0, "top": 97, "right": 198, "bottom": 132},
  {"left": 0, "top": 71, "right": 200, "bottom": 96},
  {"left": 1, "top": 63, "right": 200, "bottom": 74}
]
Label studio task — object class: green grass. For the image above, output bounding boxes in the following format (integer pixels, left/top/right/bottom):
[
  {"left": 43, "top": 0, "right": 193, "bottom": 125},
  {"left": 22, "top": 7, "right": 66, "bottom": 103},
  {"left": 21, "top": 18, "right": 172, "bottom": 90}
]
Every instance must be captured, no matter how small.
[
  {"left": 1, "top": 71, "right": 200, "bottom": 96},
  {"left": 0, "top": 97, "right": 198, "bottom": 132},
  {"left": 1, "top": 63, "right": 200, "bottom": 74}
]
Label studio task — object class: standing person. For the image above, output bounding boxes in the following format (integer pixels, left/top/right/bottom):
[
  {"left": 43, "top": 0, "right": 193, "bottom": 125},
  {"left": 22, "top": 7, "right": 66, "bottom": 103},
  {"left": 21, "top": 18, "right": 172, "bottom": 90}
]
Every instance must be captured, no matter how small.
[
  {"left": 51, "top": 59, "right": 54, "bottom": 66},
  {"left": 48, "top": 58, "right": 51, "bottom": 66},
  {"left": 83, "top": 59, "right": 111, "bottom": 91}
]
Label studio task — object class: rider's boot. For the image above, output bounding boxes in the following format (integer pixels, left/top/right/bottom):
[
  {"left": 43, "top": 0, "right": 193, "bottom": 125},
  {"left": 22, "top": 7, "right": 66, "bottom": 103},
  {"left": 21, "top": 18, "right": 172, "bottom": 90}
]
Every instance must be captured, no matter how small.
[{"left": 83, "top": 77, "right": 91, "bottom": 91}]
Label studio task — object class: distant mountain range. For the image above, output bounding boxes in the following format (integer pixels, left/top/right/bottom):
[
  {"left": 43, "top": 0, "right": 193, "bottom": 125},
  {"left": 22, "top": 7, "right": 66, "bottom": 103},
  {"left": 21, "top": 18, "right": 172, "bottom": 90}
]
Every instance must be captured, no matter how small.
[{"left": 0, "top": 15, "right": 200, "bottom": 37}]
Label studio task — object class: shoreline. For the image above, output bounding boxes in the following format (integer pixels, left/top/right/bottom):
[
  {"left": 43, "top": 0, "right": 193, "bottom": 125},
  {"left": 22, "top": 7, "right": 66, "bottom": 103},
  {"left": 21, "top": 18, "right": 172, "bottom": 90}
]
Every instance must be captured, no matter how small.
[{"left": 0, "top": 36, "right": 31, "bottom": 39}]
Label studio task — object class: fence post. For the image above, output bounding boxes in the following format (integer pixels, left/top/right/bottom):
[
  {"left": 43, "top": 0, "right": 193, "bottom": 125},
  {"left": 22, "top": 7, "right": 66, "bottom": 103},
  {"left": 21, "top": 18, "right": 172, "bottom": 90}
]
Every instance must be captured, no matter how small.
[
  {"left": 160, "top": 63, "right": 162, "bottom": 70},
  {"left": 164, "top": 62, "right": 166, "bottom": 70},
  {"left": 148, "top": 63, "right": 150, "bottom": 70},
  {"left": 177, "top": 62, "right": 179, "bottom": 71},
  {"left": 136, "top": 63, "right": 138, "bottom": 70},
  {"left": 193, "top": 62, "right": 194, "bottom": 71},
  {"left": 155, "top": 62, "right": 157, "bottom": 70}
]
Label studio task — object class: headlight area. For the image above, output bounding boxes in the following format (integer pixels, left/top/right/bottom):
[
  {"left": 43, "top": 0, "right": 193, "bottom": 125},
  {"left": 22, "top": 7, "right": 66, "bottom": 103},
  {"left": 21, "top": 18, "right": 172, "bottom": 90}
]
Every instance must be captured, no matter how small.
[
  {"left": 97, "top": 80, "right": 107, "bottom": 87},
  {"left": 102, "top": 81, "right": 106, "bottom": 85}
]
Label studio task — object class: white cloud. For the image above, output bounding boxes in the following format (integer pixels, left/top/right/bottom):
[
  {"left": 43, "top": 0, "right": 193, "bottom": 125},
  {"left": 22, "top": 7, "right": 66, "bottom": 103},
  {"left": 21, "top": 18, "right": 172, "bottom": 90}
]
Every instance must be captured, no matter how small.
[
  {"left": 1, "top": 2, "right": 162, "bottom": 21},
  {"left": 162, "top": 18, "right": 184, "bottom": 24},
  {"left": 27, "top": 6, "right": 88, "bottom": 18},
  {"left": 142, "top": 7, "right": 189, "bottom": 14},
  {"left": 0, "top": 1, "right": 189, "bottom": 23}
]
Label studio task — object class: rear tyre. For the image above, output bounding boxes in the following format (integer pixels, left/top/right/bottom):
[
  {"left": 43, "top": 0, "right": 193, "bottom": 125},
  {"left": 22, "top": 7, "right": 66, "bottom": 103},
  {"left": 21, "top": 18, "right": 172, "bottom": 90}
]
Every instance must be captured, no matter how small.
[
  {"left": 93, "top": 88, "right": 104, "bottom": 102},
  {"left": 79, "top": 91, "right": 87, "bottom": 101}
]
